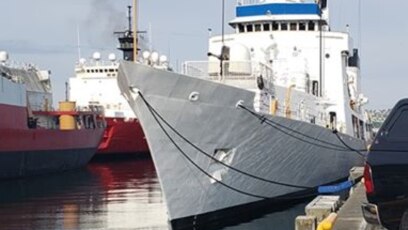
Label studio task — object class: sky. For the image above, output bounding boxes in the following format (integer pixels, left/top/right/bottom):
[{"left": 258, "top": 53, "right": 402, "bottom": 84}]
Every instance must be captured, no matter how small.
[{"left": 0, "top": 0, "right": 406, "bottom": 109}]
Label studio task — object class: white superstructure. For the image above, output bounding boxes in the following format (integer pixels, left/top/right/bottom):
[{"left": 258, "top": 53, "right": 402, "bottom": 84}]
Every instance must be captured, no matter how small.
[
  {"left": 69, "top": 53, "right": 135, "bottom": 119},
  {"left": 184, "top": 0, "right": 370, "bottom": 140}
]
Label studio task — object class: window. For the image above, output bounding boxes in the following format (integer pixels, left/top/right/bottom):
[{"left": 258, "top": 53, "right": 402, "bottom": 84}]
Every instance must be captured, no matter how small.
[
  {"left": 290, "top": 23, "right": 297, "bottom": 31},
  {"left": 255, "top": 24, "right": 261, "bottom": 32},
  {"left": 247, "top": 24, "right": 253, "bottom": 32},
  {"left": 263, "top": 23, "right": 270, "bottom": 31},
  {"left": 299, "top": 23, "right": 306, "bottom": 31},
  {"left": 272, "top": 22, "right": 279, "bottom": 31},
  {"left": 308, "top": 21, "right": 315, "bottom": 31},
  {"left": 238, "top": 24, "right": 245, "bottom": 33},
  {"left": 281, "top": 23, "right": 288, "bottom": 31}
]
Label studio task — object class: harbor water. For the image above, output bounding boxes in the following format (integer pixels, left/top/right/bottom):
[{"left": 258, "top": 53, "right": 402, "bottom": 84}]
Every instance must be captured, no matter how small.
[{"left": 0, "top": 157, "right": 309, "bottom": 230}]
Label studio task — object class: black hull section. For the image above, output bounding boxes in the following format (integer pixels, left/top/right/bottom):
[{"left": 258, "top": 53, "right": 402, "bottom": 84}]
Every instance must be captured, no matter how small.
[
  {"left": 170, "top": 177, "right": 348, "bottom": 230},
  {"left": 0, "top": 148, "right": 97, "bottom": 179},
  {"left": 170, "top": 193, "right": 310, "bottom": 230}
]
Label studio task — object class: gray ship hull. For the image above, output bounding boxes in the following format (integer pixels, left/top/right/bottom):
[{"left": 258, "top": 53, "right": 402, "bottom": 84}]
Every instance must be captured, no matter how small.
[{"left": 118, "top": 61, "right": 365, "bottom": 224}]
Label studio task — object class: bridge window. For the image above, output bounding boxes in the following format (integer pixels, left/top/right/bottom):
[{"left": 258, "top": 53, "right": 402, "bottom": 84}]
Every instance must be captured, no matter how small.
[
  {"left": 255, "top": 24, "right": 261, "bottom": 32},
  {"left": 263, "top": 23, "right": 270, "bottom": 31},
  {"left": 247, "top": 24, "right": 253, "bottom": 32},
  {"left": 308, "top": 21, "right": 315, "bottom": 31},
  {"left": 272, "top": 22, "right": 279, "bottom": 31},
  {"left": 238, "top": 24, "right": 245, "bottom": 33},
  {"left": 290, "top": 23, "right": 297, "bottom": 31},
  {"left": 299, "top": 23, "right": 306, "bottom": 31},
  {"left": 281, "top": 23, "right": 288, "bottom": 31}
]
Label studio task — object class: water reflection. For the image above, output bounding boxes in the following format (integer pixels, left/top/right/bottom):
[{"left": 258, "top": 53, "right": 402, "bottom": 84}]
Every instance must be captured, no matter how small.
[
  {"left": 0, "top": 158, "right": 168, "bottom": 230},
  {"left": 0, "top": 158, "right": 308, "bottom": 230}
]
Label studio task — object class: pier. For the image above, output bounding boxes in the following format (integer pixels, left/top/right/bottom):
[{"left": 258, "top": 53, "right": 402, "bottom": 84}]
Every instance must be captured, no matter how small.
[{"left": 296, "top": 167, "right": 385, "bottom": 230}]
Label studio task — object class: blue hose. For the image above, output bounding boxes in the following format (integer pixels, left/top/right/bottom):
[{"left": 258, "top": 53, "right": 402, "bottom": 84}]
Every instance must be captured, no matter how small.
[{"left": 318, "top": 180, "right": 354, "bottom": 194}]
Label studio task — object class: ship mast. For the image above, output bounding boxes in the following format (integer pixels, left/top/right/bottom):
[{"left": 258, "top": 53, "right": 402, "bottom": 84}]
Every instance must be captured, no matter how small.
[
  {"left": 115, "top": 5, "right": 138, "bottom": 61},
  {"left": 115, "top": 2, "right": 145, "bottom": 62}
]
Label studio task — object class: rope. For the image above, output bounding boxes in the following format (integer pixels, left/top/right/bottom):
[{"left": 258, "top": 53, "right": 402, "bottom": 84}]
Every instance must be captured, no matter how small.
[
  {"left": 136, "top": 92, "right": 363, "bottom": 200},
  {"left": 138, "top": 92, "right": 313, "bottom": 189},
  {"left": 238, "top": 104, "right": 367, "bottom": 155},
  {"left": 240, "top": 102, "right": 408, "bottom": 155},
  {"left": 332, "top": 130, "right": 367, "bottom": 158},
  {"left": 140, "top": 92, "right": 271, "bottom": 199}
]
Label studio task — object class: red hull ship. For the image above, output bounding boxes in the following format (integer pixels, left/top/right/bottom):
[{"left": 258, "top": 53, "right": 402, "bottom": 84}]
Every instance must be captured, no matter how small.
[
  {"left": 0, "top": 52, "right": 105, "bottom": 178},
  {"left": 98, "top": 118, "right": 148, "bottom": 155}
]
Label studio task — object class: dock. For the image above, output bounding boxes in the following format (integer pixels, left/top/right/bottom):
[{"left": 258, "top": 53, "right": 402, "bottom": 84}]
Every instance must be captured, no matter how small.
[
  {"left": 333, "top": 182, "right": 384, "bottom": 230},
  {"left": 295, "top": 167, "right": 386, "bottom": 230}
]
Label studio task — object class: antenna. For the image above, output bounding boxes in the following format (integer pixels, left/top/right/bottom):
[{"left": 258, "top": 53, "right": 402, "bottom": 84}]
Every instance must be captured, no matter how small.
[
  {"left": 222, "top": 0, "right": 225, "bottom": 45},
  {"left": 133, "top": 0, "right": 138, "bottom": 62},
  {"left": 76, "top": 25, "right": 82, "bottom": 60},
  {"left": 318, "top": 1, "right": 324, "bottom": 97},
  {"left": 358, "top": 0, "right": 362, "bottom": 64},
  {"left": 65, "top": 81, "right": 69, "bottom": 101},
  {"left": 127, "top": 5, "right": 132, "bottom": 32},
  {"left": 149, "top": 22, "right": 153, "bottom": 51}
]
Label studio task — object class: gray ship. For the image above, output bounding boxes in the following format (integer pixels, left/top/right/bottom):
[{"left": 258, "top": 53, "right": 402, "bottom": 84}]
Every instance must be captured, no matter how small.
[{"left": 117, "top": 0, "right": 371, "bottom": 227}]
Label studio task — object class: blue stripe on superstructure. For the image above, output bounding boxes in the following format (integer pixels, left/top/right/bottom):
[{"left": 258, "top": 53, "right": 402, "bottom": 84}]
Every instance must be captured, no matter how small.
[{"left": 236, "top": 3, "right": 321, "bottom": 17}]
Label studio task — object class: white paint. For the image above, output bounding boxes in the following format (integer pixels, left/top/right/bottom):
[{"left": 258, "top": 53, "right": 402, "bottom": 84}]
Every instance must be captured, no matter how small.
[{"left": 69, "top": 59, "right": 135, "bottom": 119}]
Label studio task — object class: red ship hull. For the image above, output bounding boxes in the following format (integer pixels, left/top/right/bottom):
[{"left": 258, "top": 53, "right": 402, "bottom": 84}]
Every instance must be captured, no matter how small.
[
  {"left": 0, "top": 104, "right": 104, "bottom": 179},
  {"left": 97, "top": 118, "right": 149, "bottom": 155}
]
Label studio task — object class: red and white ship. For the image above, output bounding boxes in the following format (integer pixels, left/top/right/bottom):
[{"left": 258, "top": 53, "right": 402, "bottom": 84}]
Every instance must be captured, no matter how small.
[
  {"left": 68, "top": 6, "right": 151, "bottom": 156},
  {"left": 0, "top": 51, "right": 105, "bottom": 179},
  {"left": 69, "top": 54, "right": 148, "bottom": 155}
]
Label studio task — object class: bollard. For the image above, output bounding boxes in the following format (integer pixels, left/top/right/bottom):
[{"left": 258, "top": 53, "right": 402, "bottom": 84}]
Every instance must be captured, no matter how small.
[
  {"left": 305, "top": 196, "right": 340, "bottom": 222},
  {"left": 317, "top": 213, "right": 337, "bottom": 230}
]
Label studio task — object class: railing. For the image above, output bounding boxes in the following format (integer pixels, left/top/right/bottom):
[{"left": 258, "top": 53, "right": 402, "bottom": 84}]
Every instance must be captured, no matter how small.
[
  {"left": 182, "top": 61, "right": 274, "bottom": 82},
  {"left": 237, "top": 0, "right": 317, "bottom": 6},
  {"left": 183, "top": 60, "right": 328, "bottom": 126},
  {"left": 258, "top": 96, "right": 327, "bottom": 126}
]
